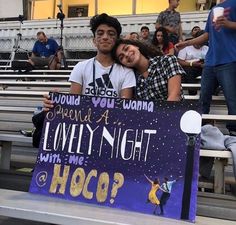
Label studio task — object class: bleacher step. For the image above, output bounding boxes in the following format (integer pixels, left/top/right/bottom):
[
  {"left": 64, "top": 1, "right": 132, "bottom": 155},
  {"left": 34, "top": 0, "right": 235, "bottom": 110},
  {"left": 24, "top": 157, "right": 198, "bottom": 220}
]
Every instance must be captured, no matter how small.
[
  {"left": 0, "top": 188, "right": 236, "bottom": 225},
  {"left": 197, "top": 191, "right": 236, "bottom": 220}
]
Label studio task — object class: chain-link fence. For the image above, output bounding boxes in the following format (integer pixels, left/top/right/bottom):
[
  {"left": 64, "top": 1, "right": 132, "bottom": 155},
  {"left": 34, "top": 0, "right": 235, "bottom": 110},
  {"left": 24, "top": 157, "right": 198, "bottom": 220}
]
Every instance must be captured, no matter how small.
[{"left": 0, "top": 34, "right": 97, "bottom": 61}]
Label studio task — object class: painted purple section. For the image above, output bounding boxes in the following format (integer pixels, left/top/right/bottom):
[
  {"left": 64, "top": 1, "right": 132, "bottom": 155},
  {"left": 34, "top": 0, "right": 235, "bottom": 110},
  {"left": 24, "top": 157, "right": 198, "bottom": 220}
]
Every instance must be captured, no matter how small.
[{"left": 30, "top": 93, "right": 201, "bottom": 222}]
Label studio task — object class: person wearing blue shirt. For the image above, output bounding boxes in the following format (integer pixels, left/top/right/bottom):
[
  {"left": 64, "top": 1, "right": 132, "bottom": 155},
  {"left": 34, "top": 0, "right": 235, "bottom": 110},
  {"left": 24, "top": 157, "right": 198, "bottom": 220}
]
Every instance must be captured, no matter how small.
[
  {"left": 176, "top": 0, "right": 236, "bottom": 135},
  {"left": 29, "top": 31, "right": 62, "bottom": 70}
]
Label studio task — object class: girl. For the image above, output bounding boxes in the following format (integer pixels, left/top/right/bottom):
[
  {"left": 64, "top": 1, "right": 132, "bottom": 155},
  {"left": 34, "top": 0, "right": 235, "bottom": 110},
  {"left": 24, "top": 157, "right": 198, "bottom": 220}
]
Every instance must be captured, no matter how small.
[
  {"left": 152, "top": 27, "right": 174, "bottom": 55},
  {"left": 111, "top": 39, "right": 185, "bottom": 101}
]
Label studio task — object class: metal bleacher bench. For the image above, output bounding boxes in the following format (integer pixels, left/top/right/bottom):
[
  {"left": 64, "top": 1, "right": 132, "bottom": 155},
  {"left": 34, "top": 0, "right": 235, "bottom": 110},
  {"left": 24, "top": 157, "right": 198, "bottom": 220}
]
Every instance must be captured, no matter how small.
[
  {"left": 0, "top": 114, "right": 234, "bottom": 193},
  {"left": 0, "top": 68, "right": 72, "bottom": 73},
  {"left": 0, "top": 90, "right": 47, "bottom": 97},
  {"left": 200, "top": 114, "right": 236, "bottom": 194},
  {"left": 0, "top": 134, "right": 32, "bottom": 170},
  {"left": 199, "top": 149, "right": 232, "bottom": 194},
  {"left": 0, "top": 109, "right": 234, "bottom": 223},
  {"left": 0, "top": 81, "right": 70, "bottom": 89},
  {"left": 0, "top": 74, "right": 70, "bottom": 80},
  {"left": 0, "top": 188, "right": 234, "bottom": 225},
  {"left": 0, "top": 105, "right": 36, "bottom": 170}
]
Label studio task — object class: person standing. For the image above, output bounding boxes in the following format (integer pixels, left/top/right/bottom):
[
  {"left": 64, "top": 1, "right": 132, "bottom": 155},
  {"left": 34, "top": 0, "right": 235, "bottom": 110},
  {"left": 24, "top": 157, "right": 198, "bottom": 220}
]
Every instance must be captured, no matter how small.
[
  {"left": 175, "top": 0, "right": 236, "bottom": 135},
  {"left": 155, "top": 0, "right": 183, "bottom": 44}
]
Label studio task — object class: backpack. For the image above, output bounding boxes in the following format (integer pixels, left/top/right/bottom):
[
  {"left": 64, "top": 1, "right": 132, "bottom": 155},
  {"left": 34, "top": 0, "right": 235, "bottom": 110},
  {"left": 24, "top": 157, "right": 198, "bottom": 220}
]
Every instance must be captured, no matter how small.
[{"left": 32, "top": 111, "right": 46, "bottom": 148}]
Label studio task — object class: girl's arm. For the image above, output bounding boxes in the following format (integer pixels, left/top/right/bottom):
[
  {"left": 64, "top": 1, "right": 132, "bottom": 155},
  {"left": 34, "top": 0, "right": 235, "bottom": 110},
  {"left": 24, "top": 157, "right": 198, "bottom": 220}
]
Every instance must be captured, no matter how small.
[{"left": 167, "top": 75, "right": 182, "bottom": 101}]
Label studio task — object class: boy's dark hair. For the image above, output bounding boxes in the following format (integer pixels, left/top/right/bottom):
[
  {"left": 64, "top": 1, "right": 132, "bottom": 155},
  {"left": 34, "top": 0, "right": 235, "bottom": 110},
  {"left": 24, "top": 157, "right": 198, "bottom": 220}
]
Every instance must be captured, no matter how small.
[
  {"left": 140, "top": 26, "right": 149, "bottom": 32},
  {"left": 90, "top": 13, "right": 122, "bottom": 37},
  {"left": 195, "top": 29, "right": 205, "bottom": 38},
  {"left": 111, "top": 39, "right": 162, "bottom": 65},
  {"left": 191, "top": 26, "right": 200, "bottom": 33},
  {"left": 130, "top": 32, "right": 139, "bottom": 36}
]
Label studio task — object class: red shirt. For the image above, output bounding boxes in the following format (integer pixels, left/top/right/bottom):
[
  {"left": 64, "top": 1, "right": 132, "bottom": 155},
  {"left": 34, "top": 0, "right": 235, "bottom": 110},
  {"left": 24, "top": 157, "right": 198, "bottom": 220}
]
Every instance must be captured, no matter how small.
[{"left": 163, "top": 42, "right": 174, "bottom": 55}]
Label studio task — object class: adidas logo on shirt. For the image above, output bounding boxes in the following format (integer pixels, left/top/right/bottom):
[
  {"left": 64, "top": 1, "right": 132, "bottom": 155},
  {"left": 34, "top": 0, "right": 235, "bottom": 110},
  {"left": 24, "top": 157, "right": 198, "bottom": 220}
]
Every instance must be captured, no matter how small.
[{"left": 85, "top": 73, "right": 118, "bottom": 97}]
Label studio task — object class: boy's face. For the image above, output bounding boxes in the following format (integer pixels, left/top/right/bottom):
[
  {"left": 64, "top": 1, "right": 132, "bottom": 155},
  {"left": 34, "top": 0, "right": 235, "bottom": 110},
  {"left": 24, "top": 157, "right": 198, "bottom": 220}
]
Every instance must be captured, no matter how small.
[
  {"left": 93, "top": 24, "right": 118, "bottom": 54},
  {"left": 191, "top": 27, "right": 201, "bottom": 37},
  {"left": 170, "top": 0, "right": 180, "bottom": 9},
  {"left": 140, "top": 28, "right": 149, "bottom": 39}
]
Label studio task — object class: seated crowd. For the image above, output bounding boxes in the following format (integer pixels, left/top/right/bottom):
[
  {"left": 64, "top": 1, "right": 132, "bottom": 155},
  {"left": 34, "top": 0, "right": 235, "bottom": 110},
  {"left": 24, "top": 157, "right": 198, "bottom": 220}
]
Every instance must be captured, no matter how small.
[{"left": 28, "top": 1, "right": 235, "bottom": 138}]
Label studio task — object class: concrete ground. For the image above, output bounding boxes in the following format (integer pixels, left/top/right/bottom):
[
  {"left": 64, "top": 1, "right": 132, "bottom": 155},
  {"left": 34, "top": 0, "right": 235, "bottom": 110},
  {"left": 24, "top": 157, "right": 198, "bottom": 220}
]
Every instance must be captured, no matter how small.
[
  {"left": 0, "top": 216, "right": 51, "bottom": 225},
  {"left": 0, "top": 215, "right": 236, "bottom": 225}
]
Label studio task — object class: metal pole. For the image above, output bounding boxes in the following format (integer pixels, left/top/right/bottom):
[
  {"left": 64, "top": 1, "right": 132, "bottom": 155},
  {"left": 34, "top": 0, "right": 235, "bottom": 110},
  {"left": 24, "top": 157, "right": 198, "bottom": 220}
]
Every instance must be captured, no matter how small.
[
  {"left": 95, "top": 0, "right": 98, "bottom": 15},
  {"left": 132, "top": 0, "right": 136, "bottom": 15},
  {"left": 53, "top": 0, "right": 56, "bottom": 19},
  {"left": 180, "top": 135, "right": 196, "bottom": 220}
]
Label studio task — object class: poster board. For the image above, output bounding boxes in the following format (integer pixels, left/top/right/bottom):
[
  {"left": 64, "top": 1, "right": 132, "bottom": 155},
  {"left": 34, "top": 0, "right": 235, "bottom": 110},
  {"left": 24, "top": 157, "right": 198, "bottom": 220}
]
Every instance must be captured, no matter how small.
[{"left": 30, "top": 93, "right": 201, "bottom": 222}]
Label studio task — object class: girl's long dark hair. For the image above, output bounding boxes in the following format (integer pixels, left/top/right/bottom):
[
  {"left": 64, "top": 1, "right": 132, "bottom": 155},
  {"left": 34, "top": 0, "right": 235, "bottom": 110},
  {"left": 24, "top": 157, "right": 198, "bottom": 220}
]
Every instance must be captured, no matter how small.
[
  {"left": 152, "top": 27, "right": 170, "bottom": 53},
  {"left": 111, "top": 39, "right": 162, "bottom": 65}
]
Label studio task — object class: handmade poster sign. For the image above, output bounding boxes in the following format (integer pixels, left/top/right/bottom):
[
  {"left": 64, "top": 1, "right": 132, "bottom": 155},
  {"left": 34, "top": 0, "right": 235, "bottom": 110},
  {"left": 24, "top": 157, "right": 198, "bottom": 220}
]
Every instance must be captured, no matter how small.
[{"left": 30, "top": 93, "right": 201, "bottom": 222}]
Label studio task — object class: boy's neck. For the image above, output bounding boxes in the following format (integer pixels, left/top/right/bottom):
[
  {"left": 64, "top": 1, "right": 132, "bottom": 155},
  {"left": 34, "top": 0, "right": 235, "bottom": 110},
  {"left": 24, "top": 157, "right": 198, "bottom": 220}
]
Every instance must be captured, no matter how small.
[
  {"left": 95, "top": 53, "right": 114, "bottom": 67},
  {"left": 168, "top": 5, "right": 175, "bottom": 11}
]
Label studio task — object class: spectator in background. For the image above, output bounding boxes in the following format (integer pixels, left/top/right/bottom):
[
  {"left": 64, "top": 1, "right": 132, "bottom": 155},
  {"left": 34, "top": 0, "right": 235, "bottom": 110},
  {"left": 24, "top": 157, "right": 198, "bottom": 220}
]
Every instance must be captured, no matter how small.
[
  {"left": 111, "top": 39, "right": 185, "bottom": 101},
  {"left": 175, "top": 0, "right": 236, "bottom": 136},
  {"left": 191, "top": 26, "right": 201, "bottom": 38},
  {"left": 28, "top": 31, "right": 62, "bottom": 70},
  {"left": 178, "top": 30, "right": 209, "bottom": 95},
  {"left": 155, "top": 0, "right": 183, "bottom": 44},
  {"left": 152, "top": 27, "right": 174, "bottom": 55},
  {"left": 140, "top": 26, "right": 152, "bottom": 44},
  {"left": 185, "top": 26, "right": 209, "bottom": 46},
  {"left": 124, "top": 32, "right": 139, "bottom": 41},
  {"left": 129, "top": 32, "right": 139, "bottom": 40}
]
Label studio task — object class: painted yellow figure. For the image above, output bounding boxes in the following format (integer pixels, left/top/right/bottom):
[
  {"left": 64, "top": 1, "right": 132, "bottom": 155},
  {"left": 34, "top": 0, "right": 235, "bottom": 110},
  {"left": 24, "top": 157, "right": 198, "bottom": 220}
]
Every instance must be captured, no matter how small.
[{"left": 145, "top": 174, "right": 162, "bottom": 214}]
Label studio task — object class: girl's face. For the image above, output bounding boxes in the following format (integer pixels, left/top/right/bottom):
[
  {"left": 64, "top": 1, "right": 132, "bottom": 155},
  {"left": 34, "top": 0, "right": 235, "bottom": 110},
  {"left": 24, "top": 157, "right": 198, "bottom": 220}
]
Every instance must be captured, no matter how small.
[
  {"left": 156, "top": 31, "right": 163, "bottom": 43},
  {"left": 115, "top": 43, "right": 141, "bottom": 67}
]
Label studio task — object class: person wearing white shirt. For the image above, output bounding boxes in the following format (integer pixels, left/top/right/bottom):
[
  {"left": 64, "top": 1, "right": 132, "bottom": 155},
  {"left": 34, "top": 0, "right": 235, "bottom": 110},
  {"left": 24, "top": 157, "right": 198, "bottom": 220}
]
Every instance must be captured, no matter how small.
[{"left": 177, "top": 31, "right": 209, "bottom": 95}]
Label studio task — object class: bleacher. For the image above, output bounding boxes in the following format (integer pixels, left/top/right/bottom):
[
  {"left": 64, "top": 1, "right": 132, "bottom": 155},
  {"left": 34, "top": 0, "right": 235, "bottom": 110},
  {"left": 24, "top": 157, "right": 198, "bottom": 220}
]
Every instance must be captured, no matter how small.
[
  {"left": 0, "top": 68, "right": 236, "bottom": 221},
  {"left": 0, "top": 11, "right": 208, "bottom": 69},
  {"left": 0, "top": 11, "right": 236, "bottom": 223},
  {"left": 0, "top": 49, "right": 236, "bottom": 221}
]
